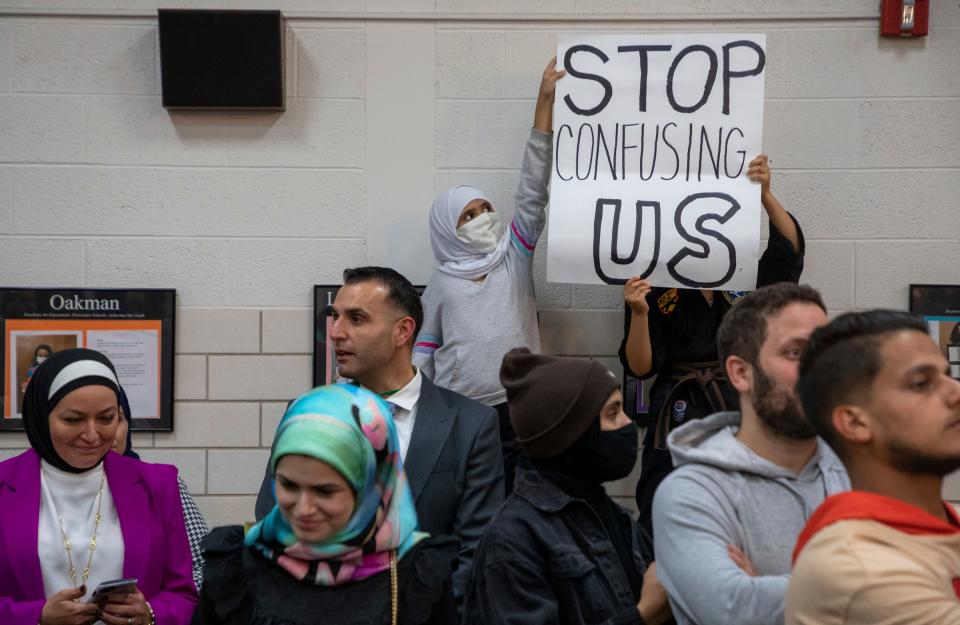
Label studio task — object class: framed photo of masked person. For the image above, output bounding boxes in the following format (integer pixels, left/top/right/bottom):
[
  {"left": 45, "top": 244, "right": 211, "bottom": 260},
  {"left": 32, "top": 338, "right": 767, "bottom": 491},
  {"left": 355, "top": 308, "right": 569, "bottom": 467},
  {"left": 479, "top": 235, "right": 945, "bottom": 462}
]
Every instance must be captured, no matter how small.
[
  {"left": 313, "top": 284, "right": 426, "bottom": 388},
  {"left": 910, "top": 284, "right": 960, "bottom": 381},
  {"left": 0, "top": 288, "right": 176, "bottom": 430}
]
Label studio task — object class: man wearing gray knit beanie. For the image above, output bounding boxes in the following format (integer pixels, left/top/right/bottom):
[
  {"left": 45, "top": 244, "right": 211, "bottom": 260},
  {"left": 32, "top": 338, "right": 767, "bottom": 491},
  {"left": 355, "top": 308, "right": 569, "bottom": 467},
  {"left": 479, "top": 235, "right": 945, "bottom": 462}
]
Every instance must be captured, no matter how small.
[{"left": 463, "top": 348, "right": 671, "bottom": 625}]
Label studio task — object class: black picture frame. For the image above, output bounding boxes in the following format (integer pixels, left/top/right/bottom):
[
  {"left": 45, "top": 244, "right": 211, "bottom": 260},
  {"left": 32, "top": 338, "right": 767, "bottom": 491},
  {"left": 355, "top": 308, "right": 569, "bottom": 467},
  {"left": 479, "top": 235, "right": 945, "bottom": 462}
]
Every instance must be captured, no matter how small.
[
  {"left": 313, "top": 284, "right": 425, "bottom": 388},
  {"left": 909, "top": 284, "right": 960, "bottom": 381},
  {"left": 0, "top": 288, "right": 176, "bottom": 431}
]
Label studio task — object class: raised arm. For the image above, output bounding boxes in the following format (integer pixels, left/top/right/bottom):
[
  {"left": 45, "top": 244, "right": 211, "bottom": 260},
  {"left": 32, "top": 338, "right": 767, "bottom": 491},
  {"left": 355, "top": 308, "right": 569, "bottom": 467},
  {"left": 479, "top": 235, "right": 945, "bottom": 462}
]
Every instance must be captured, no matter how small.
[
  {"left": 748, "top": 154, "right": 799, "bottom": 253},
  {"left": 533, "top": 56, "right": 565, "bottom": 133},
  {"left": 509, "top": 59, "right": 565, "bottom": 256},
  {"left": 622, "top": 277, "right": 654, "bottom": 378}
]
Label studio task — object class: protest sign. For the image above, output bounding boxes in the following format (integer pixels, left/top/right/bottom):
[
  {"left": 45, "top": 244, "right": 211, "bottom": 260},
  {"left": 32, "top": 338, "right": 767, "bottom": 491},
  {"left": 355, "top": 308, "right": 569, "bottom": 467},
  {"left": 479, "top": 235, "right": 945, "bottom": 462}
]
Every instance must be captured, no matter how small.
[{"left": 547, "top": 34, "right": 766, "bottom": 290}]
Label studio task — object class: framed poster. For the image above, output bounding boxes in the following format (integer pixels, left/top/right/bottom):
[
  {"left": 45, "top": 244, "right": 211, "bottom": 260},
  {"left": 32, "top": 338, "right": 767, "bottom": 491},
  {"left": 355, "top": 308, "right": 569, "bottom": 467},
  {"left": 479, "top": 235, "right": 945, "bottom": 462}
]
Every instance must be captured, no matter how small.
[
  {"left": 1, "top": 288, "right": 176, "bottom": 431},
  {"left": 313, "top": 284, "right": 425, "bottom": 388},
  {"left": 909, "top": 284, "right": 960, "bottom": 381}
]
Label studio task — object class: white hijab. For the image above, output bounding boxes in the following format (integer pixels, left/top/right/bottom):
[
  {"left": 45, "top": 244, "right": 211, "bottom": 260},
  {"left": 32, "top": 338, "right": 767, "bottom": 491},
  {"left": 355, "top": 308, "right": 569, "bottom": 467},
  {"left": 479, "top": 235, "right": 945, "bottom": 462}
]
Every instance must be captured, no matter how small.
[{"left": 429, "top": 185, "right": 510, "bottom": 280}]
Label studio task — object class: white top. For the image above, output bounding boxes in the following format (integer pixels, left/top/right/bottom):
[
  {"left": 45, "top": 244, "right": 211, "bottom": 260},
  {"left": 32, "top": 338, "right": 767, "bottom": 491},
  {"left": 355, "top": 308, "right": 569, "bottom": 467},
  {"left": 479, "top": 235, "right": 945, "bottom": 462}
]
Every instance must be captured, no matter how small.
[
  {"left": 39, "top": 459, "right": 124, "bottom": 608},
  {"left": 386, "top": 368, "right": 423, "bottom": 462}
]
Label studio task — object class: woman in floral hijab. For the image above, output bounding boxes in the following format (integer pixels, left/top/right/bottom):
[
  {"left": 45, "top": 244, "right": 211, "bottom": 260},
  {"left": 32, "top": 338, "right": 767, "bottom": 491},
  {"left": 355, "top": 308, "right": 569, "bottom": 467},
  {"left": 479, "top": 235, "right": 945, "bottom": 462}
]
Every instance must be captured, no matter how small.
[{"left": 193, "top": 384, "right": 457, "bottom": 625}]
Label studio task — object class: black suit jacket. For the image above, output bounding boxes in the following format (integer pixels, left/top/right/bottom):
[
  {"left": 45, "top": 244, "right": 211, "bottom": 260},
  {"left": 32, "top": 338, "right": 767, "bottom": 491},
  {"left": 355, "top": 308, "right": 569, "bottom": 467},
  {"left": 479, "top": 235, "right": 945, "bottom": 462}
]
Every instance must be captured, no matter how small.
[{"left": 254, "top": 376, "right": 504, "bottom": 605}]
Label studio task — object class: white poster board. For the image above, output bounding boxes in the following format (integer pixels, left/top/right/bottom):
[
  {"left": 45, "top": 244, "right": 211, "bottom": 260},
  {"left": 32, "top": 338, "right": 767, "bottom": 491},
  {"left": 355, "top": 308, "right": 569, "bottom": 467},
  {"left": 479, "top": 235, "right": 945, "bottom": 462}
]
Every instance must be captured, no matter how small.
[
  {"left": 88, "top": 329, "right": 160, "bottom": 420},
  {"left": 547, "top": 34, "right": 767, "bottom": 290}
]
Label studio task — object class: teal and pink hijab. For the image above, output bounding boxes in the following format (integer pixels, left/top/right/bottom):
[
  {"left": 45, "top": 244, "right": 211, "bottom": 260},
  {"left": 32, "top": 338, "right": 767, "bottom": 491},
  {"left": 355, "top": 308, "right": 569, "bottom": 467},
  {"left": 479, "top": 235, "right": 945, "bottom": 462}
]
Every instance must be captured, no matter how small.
[{"left": 246, "top": 384, "right": 426, "bottom": 586}]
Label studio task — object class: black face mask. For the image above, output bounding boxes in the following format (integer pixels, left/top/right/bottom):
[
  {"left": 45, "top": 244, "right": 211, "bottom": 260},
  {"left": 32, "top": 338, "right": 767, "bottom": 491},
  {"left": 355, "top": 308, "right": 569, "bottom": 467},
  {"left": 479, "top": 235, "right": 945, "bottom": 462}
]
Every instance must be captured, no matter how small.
[{"left": 576, "top": 422, "right": 639, "bottom": 483}]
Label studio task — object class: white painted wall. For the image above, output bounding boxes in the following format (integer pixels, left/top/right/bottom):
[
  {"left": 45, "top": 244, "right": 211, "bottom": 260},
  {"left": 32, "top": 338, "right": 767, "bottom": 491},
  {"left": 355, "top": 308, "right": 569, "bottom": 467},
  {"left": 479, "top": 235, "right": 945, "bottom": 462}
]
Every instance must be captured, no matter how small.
[{"left": 1, "top": 1, "right": 959, "bottom": 525}]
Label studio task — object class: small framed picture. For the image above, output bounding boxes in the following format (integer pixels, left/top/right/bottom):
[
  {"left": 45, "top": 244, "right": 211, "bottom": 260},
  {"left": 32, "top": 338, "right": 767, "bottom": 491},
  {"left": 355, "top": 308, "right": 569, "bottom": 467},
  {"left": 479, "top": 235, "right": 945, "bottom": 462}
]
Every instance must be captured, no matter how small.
[
  {"left": 909, "top": 284, "right": 960, "bottom": 381},
  {"left": 313, "top": 284, "right": 425, "bottom": 388},
  {"left": 1, "top": 288, "right": 176, "bottom": 431},
  {"left": 313, "top": 285, "right": 342, "bottom": 388}
]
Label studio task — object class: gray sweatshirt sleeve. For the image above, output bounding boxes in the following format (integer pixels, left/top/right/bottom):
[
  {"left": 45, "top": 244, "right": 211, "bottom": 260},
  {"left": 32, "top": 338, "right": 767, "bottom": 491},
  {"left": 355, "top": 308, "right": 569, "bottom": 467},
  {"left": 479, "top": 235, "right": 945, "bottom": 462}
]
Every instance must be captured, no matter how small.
[
  {"left": 412, "top": 282, "right": 440, "bottom": 380},
  {"left": 652, "top": 473, "right": 789, "bottom": 625},
  {"left": 507, "top": 128, "right": 553, "bottom": 258}
]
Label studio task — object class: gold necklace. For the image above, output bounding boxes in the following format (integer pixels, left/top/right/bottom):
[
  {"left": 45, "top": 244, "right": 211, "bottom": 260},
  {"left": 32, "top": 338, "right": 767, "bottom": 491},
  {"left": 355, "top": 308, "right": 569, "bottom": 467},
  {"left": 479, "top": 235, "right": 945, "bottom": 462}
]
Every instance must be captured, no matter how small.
[
  {"left": 41, "top": 466, "right": 107, "bottom": 590},
  {"left": 389, "top": 550, "right": 398, "bottom": 625}
]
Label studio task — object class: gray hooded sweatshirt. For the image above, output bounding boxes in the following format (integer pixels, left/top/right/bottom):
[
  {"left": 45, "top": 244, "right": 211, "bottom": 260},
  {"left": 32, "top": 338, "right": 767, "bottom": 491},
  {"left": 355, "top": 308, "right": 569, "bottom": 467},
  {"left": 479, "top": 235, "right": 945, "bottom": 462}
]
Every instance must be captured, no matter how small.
[{"left": 652, "top": 411, "right": 850, "bottom": 625}]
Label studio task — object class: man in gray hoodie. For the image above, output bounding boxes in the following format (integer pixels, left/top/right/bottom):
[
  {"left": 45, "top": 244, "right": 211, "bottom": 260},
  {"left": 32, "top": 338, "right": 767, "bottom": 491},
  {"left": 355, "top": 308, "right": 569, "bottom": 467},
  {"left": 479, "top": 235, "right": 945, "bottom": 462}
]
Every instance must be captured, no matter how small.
[{"left": 651, "top": 283, "right": 850, "bottom": 625}]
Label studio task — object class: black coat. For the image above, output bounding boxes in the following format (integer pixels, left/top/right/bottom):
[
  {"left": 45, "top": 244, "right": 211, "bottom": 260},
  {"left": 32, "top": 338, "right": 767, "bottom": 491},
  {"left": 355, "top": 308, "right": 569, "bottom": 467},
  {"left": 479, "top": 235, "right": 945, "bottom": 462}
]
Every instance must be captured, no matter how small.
[
  {"left": 463, "top": 467, "right": 653, "bottom": 625},
  {"left": 192, "top": 527, "right": 458, "bottom": 625}
]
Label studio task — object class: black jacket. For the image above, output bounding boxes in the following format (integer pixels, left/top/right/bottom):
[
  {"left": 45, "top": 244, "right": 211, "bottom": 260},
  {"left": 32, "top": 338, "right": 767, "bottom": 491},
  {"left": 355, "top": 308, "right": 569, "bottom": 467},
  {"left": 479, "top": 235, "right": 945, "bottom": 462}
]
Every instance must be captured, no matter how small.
[
  {"left": 192, "top": 527, "right": 458, "bottom": 625},
  {"left": 463, "top": 467, "right": 653, "bottom": 625}
]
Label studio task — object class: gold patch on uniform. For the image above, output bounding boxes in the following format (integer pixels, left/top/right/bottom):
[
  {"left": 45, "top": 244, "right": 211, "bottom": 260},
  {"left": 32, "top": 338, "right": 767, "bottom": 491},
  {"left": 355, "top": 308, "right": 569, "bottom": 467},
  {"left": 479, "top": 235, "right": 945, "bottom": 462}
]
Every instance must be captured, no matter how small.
[
  {"left": 723, "top": 290, "right": 748, "bottom": 306},
  {"left": 658, "top": 288, "right": 679, "bottom": 315}
]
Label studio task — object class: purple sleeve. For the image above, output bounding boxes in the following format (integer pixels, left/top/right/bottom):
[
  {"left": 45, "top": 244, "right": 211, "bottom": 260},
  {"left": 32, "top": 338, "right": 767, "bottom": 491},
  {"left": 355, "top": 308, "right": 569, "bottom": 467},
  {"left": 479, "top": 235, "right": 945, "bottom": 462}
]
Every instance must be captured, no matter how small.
[
  {"left": 0, "top": 598, "right": 45, "bottom": 625},
  {"left": 147, "top": 465, "right": 199, "bottom": 625}
]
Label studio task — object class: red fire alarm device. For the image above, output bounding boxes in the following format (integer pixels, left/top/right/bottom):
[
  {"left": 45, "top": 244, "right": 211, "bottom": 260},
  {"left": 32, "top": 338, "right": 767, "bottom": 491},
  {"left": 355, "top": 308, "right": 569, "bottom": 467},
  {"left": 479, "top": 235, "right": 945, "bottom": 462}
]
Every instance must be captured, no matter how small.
[{"left": 881, "top": 0, "right": 929, "bottom": 37}]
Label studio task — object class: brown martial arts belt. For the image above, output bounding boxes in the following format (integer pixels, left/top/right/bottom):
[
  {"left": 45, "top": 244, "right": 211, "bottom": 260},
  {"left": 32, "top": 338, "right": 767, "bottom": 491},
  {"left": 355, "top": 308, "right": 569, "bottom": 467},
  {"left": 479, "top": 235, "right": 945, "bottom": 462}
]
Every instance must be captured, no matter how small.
[{"left": 653, "top": 361, "right": 728, "bottom": 450}]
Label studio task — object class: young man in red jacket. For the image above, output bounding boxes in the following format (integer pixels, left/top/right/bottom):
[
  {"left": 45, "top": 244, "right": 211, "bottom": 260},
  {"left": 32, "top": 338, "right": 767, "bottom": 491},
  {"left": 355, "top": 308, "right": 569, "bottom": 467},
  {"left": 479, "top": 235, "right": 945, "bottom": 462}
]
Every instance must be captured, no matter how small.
[{"left": 788, "top": 310, "right": 960, "bottom": 625}]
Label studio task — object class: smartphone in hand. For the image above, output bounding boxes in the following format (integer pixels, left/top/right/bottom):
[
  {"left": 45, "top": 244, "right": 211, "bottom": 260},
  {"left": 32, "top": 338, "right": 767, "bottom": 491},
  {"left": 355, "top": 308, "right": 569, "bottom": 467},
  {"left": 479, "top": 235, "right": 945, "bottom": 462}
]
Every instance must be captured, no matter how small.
[{"left": 89, "top": 578, "right": 138, "bottom": 603}]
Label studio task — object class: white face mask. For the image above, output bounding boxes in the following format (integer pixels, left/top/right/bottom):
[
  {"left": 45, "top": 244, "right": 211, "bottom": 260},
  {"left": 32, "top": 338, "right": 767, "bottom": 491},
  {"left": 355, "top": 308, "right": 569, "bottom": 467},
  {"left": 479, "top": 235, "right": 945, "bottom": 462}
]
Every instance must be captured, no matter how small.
[
  {"left": 456, "top": 211, "right": 502, "bottom": 254},
  {"left": 36, "top": 356, "right": 47, "bottom": 365}
]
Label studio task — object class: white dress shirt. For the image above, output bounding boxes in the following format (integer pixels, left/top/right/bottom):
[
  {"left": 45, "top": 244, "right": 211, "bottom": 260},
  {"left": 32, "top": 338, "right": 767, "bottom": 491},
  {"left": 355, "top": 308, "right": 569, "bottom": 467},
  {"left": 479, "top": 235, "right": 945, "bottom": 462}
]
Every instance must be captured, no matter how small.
[{"left": 386, "top": 368, "right": 423, "bottom": 462}]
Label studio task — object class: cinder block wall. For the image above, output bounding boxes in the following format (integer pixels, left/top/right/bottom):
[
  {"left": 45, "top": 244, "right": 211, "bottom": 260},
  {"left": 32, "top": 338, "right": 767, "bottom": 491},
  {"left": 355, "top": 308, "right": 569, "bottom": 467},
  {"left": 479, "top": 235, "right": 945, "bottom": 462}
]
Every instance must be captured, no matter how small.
[{"left": 1, "top": 1, "right": 958, "bottom": 526}]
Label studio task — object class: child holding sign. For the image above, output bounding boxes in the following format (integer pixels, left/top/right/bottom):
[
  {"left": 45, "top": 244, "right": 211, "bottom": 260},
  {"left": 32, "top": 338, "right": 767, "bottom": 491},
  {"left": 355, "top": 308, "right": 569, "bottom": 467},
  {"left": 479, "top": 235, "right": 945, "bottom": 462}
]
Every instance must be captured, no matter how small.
[
  {"left": 621, "top": 154, "right": 804, "bottom": 538},
  {"left": 413, "top": 59, "right": 565, "bottom": 493}
]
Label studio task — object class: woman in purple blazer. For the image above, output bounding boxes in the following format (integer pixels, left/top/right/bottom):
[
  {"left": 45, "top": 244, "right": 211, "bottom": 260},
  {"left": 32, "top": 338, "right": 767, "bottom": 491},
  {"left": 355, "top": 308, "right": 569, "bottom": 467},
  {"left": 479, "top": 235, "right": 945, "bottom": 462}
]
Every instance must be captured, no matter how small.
[{"left": 0, "top": 348, "right": 197, "bottom": 625}]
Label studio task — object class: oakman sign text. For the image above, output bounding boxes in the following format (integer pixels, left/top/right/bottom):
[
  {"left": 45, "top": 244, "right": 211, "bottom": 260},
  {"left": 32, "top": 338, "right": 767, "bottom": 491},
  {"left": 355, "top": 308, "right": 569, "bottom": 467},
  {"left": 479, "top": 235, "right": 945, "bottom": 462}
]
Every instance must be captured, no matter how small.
[{"left": 49, "top": 295, "right": 121, "bottom": 311}]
